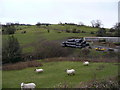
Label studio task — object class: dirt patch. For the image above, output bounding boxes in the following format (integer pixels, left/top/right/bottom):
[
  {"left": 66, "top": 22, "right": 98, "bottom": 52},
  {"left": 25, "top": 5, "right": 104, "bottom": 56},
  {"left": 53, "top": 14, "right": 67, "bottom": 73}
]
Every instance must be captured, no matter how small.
[
  {"left": 2, "top": 60, "right": 42, "bottom": 71},
  {"left": 43, "top": 57, "right": 119, "bottom": 63}
]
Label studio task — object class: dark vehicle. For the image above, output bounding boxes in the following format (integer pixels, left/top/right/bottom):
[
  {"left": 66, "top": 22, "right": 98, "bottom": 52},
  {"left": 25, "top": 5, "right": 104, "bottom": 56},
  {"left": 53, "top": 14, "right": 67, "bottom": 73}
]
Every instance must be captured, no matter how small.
[
  {"left": 61, "top": 39, "right": 89, "bottom": 48},
  {"left": 108, "top": 48, "right": 114, "bottom": 51}
]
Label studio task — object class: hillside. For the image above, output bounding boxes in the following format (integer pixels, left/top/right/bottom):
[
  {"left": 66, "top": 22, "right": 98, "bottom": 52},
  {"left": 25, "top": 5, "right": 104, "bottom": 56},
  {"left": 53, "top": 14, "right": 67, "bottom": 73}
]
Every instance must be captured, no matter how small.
[
  {"left": 7, "top": 25, "right": 101, "bottom": 53},
  {"left": 3, "top": 24, "right": 117, "bottom": 61},
  {"left": 2, "top": 24, "right": 119, "bottom": 88}
]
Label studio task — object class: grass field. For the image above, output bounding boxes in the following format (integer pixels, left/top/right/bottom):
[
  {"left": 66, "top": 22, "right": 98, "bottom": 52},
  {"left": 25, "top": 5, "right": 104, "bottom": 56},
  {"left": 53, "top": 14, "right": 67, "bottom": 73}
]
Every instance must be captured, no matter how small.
[
  {"left": 2, "top": 61, "right": 118, "bottom": 88},
  {"left": 3, "top": 25, "right": 99, "bottom": 53},
  {"left": 3, "top": 25, "right": 118, "bottom": 88},
  {"left": 3, "top": 25, "right": 111, "bottom": 53}
]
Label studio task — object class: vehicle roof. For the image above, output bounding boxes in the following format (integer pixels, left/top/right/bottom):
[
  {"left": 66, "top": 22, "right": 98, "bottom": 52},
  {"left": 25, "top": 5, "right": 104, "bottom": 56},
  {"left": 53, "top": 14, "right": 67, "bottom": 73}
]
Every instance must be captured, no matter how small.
[{"left": 68, "top": 39, "right": 82, "bottom": 40}]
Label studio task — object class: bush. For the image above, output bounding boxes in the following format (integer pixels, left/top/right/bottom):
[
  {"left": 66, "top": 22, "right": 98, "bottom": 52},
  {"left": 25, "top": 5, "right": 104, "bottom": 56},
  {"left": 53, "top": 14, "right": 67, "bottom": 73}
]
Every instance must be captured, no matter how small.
[
  {"left": 81, "top": 31, "right": 86, "bottom": 33},
  {"left": 72, "top": 29, "right": 77, "bottom": 33},
  {"left": 54, "top": 82, "right": 69, "bottom": 88},
  {"left": 96, "top": 28, "right": 106, "bottom": 37},
  {"left": 90, "top": 31, "right": 94, "bottom": 34},
  {"left": 2, "top": 25, "right": 16, "bottom": 34},
  {"left": 34, "top": 41, "right": 74, "bottom": 59},
  {"left": 65, "top": 29, "right": 70, "bottom": 33},
  {"left": 79, "top": 76, "right": 119, "bottom": 88},
  {"left": 88, "top": 77, "right": 119, "bottom": 88}
]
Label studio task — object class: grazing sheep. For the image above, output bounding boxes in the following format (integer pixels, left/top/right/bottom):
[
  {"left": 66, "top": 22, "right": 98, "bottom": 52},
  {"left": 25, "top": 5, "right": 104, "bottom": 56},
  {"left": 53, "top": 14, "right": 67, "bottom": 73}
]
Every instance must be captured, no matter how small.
[
  {"left": 34, "top": 69, "right": 44, "bottom": 73},
  {"left": 21, "top": 82, "right": 36, "bottom": 90},
  {"left": 66, "top": 69, "right": 75, "bottom": 75},
  {"left": 83, "top": 61, "right": 89, "bottom": 66}
]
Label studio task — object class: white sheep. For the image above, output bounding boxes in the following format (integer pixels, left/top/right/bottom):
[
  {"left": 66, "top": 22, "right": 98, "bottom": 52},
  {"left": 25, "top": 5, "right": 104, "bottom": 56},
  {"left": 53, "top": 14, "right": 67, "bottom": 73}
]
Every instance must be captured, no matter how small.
[
  {"left": 21, "top": 82, "right": 36, "bottom": 90},
  {"left": 66, "top": 69, "right": 75, "bottom": 75},
  {"left": 34, "top": 69, "right": 44, "bottom": 73},
  {"left": 83, "top": 61, "right": 89, "bottom": 66}
]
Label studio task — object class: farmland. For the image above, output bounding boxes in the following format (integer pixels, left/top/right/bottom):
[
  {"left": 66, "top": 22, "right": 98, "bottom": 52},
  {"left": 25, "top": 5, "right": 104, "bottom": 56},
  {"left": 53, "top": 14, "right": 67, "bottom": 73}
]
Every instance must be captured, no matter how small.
[
  {"left": 2, "top": 61, "right": 118, "bottom": 88},
  {"left": 2, "top": 24, "right": 107, "bottom": 53},
  {"left": 2, "top": 24, "right": 119, "bottom": 88}
]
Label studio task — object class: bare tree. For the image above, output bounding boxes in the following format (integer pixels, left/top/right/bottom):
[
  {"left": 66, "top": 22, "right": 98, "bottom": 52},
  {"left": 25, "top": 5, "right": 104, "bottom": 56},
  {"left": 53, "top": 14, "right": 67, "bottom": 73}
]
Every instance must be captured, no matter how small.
[
  {"left": 91, "top": 20, "right": 96, "bottom": 27},
  {"left": 91, "top": 20, "right": 102, "bottom": 28}
]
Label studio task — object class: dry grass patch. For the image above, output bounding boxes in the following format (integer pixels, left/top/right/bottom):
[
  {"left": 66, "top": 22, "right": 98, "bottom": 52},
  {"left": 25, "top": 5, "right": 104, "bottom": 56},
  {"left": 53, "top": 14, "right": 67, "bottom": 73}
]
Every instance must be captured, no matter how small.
[{"left": 3, "top": 60, "right": 42, "bottom": 71}]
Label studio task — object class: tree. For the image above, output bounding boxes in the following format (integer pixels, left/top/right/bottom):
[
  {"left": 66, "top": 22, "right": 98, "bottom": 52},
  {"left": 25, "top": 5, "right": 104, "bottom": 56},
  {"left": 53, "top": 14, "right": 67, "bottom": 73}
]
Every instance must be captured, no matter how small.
[
  {"left": 2, "top": 25, "right": 16, "bottom": 34},
  {"left": 36, "top": 22, "right": 41, "bottom": 27},
  {"left": 91, "top": 20, "right": 102, "bottom": 28},
  {"left": 91, "top": 20, "right": 96, "bottom": 27},
  {"left": 109, "top": 28, "right": 115, "bottom": 32},
  {"left": 96, "top": 28, "right": 106, "bottom": 37},
  {"left": 2, "top": 35, "right": 22, "bottom": 64},
  {"left": 114, "top": 23, "right": 120, "bottom": 36}
]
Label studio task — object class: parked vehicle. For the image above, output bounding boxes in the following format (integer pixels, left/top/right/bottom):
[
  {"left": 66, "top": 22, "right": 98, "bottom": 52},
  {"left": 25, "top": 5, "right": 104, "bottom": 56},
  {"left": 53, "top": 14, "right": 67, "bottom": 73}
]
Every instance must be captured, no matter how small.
[
  {"left": 108, "top": 48, "right": 114, "bottom": 51},
  {"left": 61, "top": 39, "right": 90, "bottom": 48},
  {"left": 95, "top": 46, "right": 106, "bottom": 51}
]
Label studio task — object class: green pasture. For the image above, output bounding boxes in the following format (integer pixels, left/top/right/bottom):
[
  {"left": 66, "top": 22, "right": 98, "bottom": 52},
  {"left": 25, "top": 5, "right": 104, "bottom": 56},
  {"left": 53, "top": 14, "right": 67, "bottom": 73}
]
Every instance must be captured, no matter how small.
[{"left": 2, "top": 61, "right": 118, "bottom": 88}]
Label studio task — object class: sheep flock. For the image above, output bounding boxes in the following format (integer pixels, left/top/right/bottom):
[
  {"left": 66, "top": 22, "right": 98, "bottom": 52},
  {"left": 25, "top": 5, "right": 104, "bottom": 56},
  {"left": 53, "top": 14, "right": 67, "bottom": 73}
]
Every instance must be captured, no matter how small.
[{"left": 21, "top": 61, "right": 89, "bottom": 89}]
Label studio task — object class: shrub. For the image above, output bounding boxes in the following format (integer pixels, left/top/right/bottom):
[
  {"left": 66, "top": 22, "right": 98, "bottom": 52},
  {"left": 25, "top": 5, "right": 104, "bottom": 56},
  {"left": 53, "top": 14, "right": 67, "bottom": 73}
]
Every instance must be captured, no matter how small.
[
  {"left": 96, "top": 28, "right": 106, "bottom": 37},
  {"left": 54, "top": 82, "right": 69, "bottom": 88},
  {"left": 81, "top": 31, "right": 86, "bottom": 33},
  {"left": 72, "top": 29, "right": 77, "bottom": 33},
  {"left": 88, "top": 77, "right": 119, "bottom": 88},
  {"left": 65, "top": 29, "right": 70, "bottom": 33},
  {"left": 2, "top": 25, "right": 16, "bottom": 34},
  {"left": 34, "top": 41, "right": 74, "bottom": 59},
  {"left": 78, "top": 76, "right": 119, "bottom": 88},
  {"left": 90, "top": 31, "right": 94, "bottom": 34}
]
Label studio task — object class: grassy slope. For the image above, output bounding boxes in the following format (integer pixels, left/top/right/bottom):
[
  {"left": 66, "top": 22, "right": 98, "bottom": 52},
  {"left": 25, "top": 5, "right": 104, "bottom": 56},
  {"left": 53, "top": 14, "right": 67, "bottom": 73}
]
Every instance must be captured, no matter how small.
[
  {"left": 13, "top": 25, "right": 98, "bottom": 53},
  {"left": 15, "top": 25, "right": 97, "bottom": 44},
  {"left": 2, "top": 61, "right": 118, "bottom": 88},
  {"left": 2, "top": 25, "right": 110, "bottom": 53}
]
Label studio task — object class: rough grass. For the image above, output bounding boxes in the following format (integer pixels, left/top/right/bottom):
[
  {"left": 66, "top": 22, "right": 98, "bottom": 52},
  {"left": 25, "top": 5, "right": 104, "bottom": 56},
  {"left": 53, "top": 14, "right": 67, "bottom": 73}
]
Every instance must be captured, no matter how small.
[
  {"left": 2, "top": 61, "right": 118, "bottom": 88},
  {"left": 76, "top": 76, "right": 119, "bottom": 88},
  {"left": 3, "top": 61, "right": 43, "bottom": 71}
]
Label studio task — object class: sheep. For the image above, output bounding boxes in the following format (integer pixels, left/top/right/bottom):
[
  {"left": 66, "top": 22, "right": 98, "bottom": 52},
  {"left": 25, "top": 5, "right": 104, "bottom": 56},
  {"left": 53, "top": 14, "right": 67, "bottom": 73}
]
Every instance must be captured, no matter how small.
[
  {"left": 66, "top": 69, "right": 75, "bottom": 75},
  {"left": 83, "top": 61, "right": 89, "bottom": 66},
  {"left": 21, "top": 82, "right": 36, "bottom": 90},
  {"left": 34, "top": 69, "right": 44, "bottom": 73}
]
